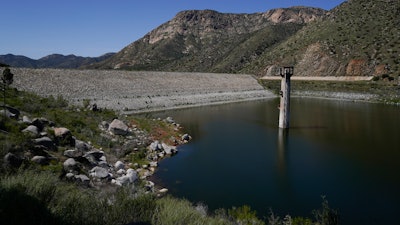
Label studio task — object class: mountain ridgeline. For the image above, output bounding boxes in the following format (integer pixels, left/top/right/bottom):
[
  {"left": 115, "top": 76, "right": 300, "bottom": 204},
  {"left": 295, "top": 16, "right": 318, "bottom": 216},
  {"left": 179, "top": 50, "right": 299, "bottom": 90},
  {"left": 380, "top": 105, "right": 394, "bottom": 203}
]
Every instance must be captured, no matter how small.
[
  {"left": 3, "top": 0, "right": 399, "bottom": 77},
  {"left": 0, "top": 53, "right": 115, "bottom": 69},
  {"left": 89, "top": 7, "right": 326, "bottom": 73}
]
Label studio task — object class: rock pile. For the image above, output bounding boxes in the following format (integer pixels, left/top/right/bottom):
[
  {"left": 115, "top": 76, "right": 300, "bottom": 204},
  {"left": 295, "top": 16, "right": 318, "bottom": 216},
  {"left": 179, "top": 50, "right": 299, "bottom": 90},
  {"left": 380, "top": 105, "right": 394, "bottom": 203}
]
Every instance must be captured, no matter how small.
[{"left": 2, "top": 106, "right": 190, "bottom": 195}]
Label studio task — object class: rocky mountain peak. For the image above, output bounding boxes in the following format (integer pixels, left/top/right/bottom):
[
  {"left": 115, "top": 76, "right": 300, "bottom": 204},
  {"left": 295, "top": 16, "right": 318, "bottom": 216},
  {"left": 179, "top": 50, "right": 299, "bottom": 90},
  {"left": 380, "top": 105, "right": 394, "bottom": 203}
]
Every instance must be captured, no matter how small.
[
  {"left": 263, "top": 6, "right": 326, "bottom": 24},
  {"left": 144, "top": 7, "right": 326, "bottom": 45}
]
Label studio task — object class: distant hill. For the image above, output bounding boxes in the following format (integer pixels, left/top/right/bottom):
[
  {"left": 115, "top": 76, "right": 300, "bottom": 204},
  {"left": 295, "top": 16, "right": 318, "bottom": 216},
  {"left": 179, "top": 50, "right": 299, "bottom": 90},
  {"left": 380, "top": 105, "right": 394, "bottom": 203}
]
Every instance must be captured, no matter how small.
[
  {"left": 88, "top": 7, "right": 326, "bottom": 73},
  {"left": 0, "top": 53, "right": 115, "bottom": 69},
  {"left": 241, "top": 0, "right": 400, "bottom": 77}
]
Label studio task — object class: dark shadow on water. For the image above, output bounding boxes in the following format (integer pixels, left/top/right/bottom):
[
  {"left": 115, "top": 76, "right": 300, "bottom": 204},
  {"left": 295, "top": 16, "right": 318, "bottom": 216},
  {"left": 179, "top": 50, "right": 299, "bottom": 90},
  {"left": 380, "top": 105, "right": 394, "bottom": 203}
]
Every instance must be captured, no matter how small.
[{"left": 289, "top": 126, "right": 327, "bottom": 130}]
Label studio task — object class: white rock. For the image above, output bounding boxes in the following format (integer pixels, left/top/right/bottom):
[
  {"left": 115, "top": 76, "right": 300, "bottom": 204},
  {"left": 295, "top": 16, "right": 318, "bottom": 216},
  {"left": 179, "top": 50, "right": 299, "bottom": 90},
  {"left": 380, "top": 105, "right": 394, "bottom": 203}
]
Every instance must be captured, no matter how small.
[
  {"left": 91, "top": 166, "right": 109, "bottom": 179},
  {"left": 108, "top": 119, "right": 129, "bottom": 135},
  {"left": 162, "top": 143, "right": 177, "bottom": 155},
  {"left": 159, "top": 188, "right": 168, "bottom": 193},
  {"left": 114, "top": 160, "right": 125, "bottom": 170},
  {"left": 117, "top": 169, "right": 126, "bottom": 175}
]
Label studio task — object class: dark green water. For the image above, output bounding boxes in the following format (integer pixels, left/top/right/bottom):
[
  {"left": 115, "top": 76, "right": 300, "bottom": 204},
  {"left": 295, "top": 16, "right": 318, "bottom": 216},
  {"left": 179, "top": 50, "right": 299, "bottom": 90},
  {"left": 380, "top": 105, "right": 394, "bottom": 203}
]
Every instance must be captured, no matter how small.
[{"left": 149, "top": 98, "right": 400, "bottom": 224}]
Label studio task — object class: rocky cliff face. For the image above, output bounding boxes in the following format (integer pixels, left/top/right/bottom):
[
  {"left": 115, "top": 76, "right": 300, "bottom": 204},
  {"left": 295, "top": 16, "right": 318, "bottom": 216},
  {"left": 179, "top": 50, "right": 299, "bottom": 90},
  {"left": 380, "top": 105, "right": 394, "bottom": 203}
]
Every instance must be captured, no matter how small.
[{"left": 90, "top": 7, "right": 326, "bottom": 72}]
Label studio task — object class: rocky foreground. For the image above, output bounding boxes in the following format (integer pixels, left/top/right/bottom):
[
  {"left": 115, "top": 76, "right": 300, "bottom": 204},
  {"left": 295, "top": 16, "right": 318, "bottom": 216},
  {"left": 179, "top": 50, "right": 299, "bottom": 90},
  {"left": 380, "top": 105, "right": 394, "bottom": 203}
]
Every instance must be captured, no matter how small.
[{"left": 13, "top": 68, "right": 274, "bottom": 113}]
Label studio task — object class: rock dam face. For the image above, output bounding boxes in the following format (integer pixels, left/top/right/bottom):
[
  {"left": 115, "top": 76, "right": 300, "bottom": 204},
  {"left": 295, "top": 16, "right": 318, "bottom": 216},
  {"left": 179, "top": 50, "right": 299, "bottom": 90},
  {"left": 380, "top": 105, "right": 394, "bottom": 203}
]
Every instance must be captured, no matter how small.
[{"left": 13, "top": 68, "right": 274, "bottom": 113}]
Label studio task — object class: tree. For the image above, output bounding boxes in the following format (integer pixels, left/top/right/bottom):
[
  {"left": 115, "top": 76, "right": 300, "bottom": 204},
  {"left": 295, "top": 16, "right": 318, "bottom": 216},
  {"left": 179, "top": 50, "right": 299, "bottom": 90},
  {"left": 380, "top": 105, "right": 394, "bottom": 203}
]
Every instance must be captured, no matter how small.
[{"left": 2, "top": 67, "right": 13, "bottom": 85}]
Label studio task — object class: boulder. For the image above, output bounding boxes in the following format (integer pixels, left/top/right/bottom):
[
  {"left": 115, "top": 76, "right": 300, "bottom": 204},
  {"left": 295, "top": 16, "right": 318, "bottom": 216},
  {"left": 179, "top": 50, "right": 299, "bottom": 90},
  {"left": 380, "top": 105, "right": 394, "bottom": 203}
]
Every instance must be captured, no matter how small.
[
  {"left": 90, "top": 166, "right": 109, "bottom": 179},
  {"left": 149, "top": 161, "right": 158, "bottom": 167},
  {"left": 75, "top": 140, "right": 91, "bottom": 152},
  {"left": 31, "top": 118, "right": 47, "bottom": 131},
  {"left": 108, "top": 119, "right": 129, "bottom": 135},
  {"left": 54, "top": 127, "right": 74, "bottom": 146},
  {"left": 115, "top": 168, "right": 137, "bottom": 186},
  {"left": 83, "top": 150, "right": 104, "bottom": 160},
  {"left": 54, "top": 127, "right": 71, "bottom": 138},
  {"left": 1, "top": 106, "right": 20, "bottom": 119},
  {"left": 63, "top": 158, "right": 78, "bottom": 172},
  {"left": 162, "top": 143, "right": 177, "bottom": 155},
  {"left": 181, "top": 133, "right": 192, "bottom": 142},
  {"left": 116, "top": 169, "right": 126, "bottom": 175},
  {"left": 98, "top": 161, "right": 108, "bottom": 168},
  {"left": 64, "top": 149, "right": 83, "bottom": 158},
  {"left": 31, "top": 156, "right": 49, "bottom": 165},
  {"left": 100, "top": 121, "right": 109, "bottom": 130},
  {"left": 3, "top": 152, "right": 23, "bottom": 168},
  {"left": 114, "top": 161, "right": 125, "bottom": 170},
  {"left": 34, "top": 137, "right": 56, "bottom": 151},
  {"left": 149, "top": 140, "right": 162, "bottom": 151},
  {"left": 0, "top": 109, "right": 15, "bottom": 119},
  {"left": 75, "top": 174, "right": 90, "bottom": 186},
  {"left": 22, "top": 125, "right": 39, "bottom": 136},
  {"left": 22, "top": 115, "right": 32, "bottom": 124},
  {"left": 165, "top": 117, "right": 175, "bottom": 124}
]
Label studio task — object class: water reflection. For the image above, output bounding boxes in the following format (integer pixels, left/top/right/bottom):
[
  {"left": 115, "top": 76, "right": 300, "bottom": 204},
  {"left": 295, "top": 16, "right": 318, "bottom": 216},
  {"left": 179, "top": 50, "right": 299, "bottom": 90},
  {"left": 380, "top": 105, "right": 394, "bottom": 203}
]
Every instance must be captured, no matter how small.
[{"left": 277, "top": 128, "right": 288, "bottom": 175}]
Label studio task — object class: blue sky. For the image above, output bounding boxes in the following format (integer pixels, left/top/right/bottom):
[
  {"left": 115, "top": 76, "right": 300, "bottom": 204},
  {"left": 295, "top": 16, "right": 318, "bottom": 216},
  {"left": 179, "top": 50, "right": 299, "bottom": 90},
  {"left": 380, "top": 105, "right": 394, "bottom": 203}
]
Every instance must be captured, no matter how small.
[{"left": 0, "top": 0, "right": 346, "bottom": 59}]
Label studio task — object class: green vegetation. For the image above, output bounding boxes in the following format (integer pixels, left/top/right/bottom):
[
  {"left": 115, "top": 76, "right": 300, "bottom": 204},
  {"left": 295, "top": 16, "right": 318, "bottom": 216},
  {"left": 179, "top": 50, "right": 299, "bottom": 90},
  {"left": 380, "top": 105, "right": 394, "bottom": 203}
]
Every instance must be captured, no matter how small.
[{"left": 0, "top": 170, "right": 340, "bottom": 225}]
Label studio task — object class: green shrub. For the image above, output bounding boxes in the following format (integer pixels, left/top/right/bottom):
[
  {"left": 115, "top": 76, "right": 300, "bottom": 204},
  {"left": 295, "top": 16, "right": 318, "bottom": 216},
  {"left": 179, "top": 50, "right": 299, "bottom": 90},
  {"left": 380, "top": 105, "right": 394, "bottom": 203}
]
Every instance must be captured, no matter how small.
[
  {"left": 152, "top": 196, "right": 230, "bottom": 225},
  {"left": 228, "top": 205, "right": 264, "bottom": 225}
]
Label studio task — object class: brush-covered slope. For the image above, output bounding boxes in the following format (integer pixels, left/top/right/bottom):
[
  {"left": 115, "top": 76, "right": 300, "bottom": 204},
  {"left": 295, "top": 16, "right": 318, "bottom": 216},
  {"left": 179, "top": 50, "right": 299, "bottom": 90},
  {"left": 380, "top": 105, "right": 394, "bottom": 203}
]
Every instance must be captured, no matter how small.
[
  {"left": 243, "top": 0, "right": 400, "bottom": 77},
  {"left": 90, "top": 7, "right": 326, "bottom": 72}
]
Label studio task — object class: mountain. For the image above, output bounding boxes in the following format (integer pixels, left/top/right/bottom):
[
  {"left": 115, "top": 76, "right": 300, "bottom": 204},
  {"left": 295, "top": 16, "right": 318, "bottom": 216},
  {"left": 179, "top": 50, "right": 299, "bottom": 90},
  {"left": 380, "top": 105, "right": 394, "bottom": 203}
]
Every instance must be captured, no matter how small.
[
  {"left": 0, "top": 54, "right": 37, "bottom": 68},
  {"left": 0, "top": 53, "right": 115, "bottom": 69},
  {"left": 241, "top": 0, "right": 400, "bottom": 77},
  {"left": 89, "top": 7, "right": 326, "bottom": 72}
]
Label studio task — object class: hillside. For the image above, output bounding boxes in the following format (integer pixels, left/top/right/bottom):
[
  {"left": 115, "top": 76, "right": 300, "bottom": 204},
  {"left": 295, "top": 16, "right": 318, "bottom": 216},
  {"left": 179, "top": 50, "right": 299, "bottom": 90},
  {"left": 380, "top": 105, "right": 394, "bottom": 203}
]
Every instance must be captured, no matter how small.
[
  {"left": 242, "top": 0, "right": 400, "bottom": 77},
  {"left": 0, "top": 53, "right": 115, "bottom": 69},
  {"left": 89, "top": 7, "right": 326, "bottom": 72}
]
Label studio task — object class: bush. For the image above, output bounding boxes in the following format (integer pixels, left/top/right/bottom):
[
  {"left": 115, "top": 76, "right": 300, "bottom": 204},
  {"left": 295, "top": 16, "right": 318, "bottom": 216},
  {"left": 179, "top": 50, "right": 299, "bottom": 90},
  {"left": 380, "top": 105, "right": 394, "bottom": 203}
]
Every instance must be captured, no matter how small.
[
  {"left": 152, "top": 196, "right": 230, "bottom": 225},
  {"left": 0, "top": 171, "right": 158, "bottom": 225}
]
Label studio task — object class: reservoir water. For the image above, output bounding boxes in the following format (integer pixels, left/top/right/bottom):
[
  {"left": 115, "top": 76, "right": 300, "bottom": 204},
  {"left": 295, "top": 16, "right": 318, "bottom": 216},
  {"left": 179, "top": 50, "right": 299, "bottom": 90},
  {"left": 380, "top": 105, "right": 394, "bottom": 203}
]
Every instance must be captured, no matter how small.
[{"left": 148, "top": 98, "right": 400, "bottom": 224}]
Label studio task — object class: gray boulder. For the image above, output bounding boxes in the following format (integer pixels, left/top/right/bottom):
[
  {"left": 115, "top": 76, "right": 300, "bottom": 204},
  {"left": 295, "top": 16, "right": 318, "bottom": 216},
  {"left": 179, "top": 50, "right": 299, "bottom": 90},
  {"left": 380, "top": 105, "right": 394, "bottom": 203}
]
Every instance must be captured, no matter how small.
[
  {"left": 22, "top": 115, "right": 32, "bottom": 124},
  {"left": 149, "top": 140, "right": 162, "bottom": 151},
  {"left": 114, "top": 161, "right": 125, "bottom": 170},
  {"left": 63, "top": 149, "right": 83, "bottom": 158},
  {"left": 34, "top": 137, "right": 56, "bottom": 151},
  {"left": 22, "top": 125, "right": 39, "bottom": 136},
  {"left": 75, "top": 140, "right": 91, "bottom": 152},
  {"left": 31, "top": 156, "right": 49, "bottom": 165},
  {"left": 90, "top": 166, "right": 109, "bottom": 179},
  {"left": 108, "top": 119, "right": 129, "bottom": 135},
  {"left": 3, "top": 152, "right": 23, "bottom": 168},
  {"left": 162, "top": 143, "right": 177, "bottom": 155},
  {"left": 75, "top": 174, "right": 90, "bottom": 186},
  {"left": 63, "top": 158, "right": 78, "bottom": 172},
  {"left": 115, "top": 168, "right": 137, "bottom": 186},
  {"left": 181, "top": 133, "right": 192, "bottom": 142},
  {"left": 31, "top": 118, "right": 47, "bottom": 131},
  {"left": 83, "top": 150, "right": 104, "bottom": 160}
]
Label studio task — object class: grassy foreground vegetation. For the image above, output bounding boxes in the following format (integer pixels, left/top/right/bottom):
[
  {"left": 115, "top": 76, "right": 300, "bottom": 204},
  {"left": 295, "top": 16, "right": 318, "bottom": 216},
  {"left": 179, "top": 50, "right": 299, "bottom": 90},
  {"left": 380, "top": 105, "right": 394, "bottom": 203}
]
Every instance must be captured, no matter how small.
[{"left": 1, "top": 86, "right": 339, "bottom": 225}]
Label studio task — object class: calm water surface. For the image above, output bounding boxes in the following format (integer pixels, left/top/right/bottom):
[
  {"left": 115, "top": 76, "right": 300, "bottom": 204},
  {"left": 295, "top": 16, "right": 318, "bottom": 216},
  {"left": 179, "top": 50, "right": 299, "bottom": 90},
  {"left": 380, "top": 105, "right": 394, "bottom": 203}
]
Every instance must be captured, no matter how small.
[{"left": 148, "top": 98, "right": 400, "bottom": 224}]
